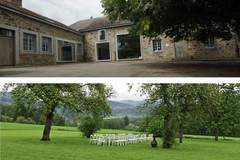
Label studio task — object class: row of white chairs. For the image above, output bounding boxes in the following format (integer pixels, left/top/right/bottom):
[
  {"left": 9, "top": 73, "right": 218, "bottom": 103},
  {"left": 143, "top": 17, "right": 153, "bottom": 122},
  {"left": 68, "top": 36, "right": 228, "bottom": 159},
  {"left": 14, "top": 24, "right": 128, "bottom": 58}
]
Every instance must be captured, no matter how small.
[{"left": 90, "top": 134, "right": 153, "bottom": 146}]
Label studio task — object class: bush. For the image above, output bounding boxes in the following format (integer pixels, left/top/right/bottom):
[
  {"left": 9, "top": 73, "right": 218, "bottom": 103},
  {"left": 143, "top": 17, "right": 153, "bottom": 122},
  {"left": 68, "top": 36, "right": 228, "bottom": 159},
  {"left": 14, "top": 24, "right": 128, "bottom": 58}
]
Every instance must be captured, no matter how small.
[
  {"left": 16, "top": 116, "right": 35, "bottom": 124},
  {"left": 0, "top": 115, "right": 14, "bottom": 122},
  {"left": 78, "top": 116, "right": 102, "bottom": 138}
]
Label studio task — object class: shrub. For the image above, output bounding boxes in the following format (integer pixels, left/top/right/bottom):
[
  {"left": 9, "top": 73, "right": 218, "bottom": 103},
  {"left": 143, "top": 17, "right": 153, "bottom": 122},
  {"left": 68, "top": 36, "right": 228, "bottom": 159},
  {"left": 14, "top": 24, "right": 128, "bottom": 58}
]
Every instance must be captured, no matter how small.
[
  {"left": 0, "top": 115, "right": 14, "bottom": 122},
  {"left": 78, "top": 116, "right": 102, "bottom": 138},
  {"left": 16, "top": 116, "right": 35, "bottom": 124}
]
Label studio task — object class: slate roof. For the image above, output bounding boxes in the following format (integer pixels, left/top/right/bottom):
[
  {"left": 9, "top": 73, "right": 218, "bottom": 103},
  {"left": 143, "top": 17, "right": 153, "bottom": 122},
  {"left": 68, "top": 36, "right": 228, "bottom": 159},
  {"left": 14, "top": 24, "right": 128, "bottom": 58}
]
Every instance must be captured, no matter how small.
[
  {"left": 70, "top": 17, "right": 132, "bottom": 32},
  {"left": 0, "top": 1, "right": 80, "bottom": 35}
]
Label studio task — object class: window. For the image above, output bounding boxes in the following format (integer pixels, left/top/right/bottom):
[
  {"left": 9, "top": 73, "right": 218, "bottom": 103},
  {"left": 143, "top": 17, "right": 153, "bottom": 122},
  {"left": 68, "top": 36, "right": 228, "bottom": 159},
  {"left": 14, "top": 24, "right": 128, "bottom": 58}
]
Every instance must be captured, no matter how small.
[
  {"left": 0, "top": 28, "right": 14, "bottom": 37},
  {"left": 153, "top": 39, "right": 162, "bottom": 52},
  {"left": 23, "top": 33, "right": 37, "bottom": 52},
  {"left": 98, "top": 30, "right": 106, "bottom": 41},
  {"left": 42, "top": 36, "right": 52, "bottom": 53},
  {"left": 57, "top": 40, "right": 75, "bottom": 62},
  {"left": 117, "top": 34, "right": 141, "bottom": 59},
  {"left": 204, "top": 37, "right": 215, "bottom": 48}
]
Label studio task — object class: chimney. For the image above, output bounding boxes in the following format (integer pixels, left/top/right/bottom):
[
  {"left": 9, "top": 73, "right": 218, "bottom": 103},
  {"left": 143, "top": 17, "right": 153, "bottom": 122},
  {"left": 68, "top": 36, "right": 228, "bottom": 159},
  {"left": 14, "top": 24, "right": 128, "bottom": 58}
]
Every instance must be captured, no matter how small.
[{"left": 3, "top": 0, "right": 22, "bottom": 7}]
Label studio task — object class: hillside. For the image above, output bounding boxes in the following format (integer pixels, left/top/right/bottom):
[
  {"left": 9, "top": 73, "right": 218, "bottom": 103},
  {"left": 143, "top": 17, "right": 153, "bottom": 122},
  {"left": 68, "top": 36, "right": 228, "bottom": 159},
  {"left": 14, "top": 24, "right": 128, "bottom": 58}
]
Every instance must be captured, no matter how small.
[
  {"left": 109, "top": 100, "right": 144, "bottom": 118},
  {"left": 0, "top": 92, "right": 144, "bottom": 118},
  {"left": 0, "top": 92, "right": 12, "bottom": 105}
]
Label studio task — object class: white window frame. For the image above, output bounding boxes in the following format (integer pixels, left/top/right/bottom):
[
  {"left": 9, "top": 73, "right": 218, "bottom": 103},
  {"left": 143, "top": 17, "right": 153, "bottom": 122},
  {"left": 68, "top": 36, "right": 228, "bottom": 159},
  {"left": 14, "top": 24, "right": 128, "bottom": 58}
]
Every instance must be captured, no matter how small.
[
  {"left": 55, "top": 37, "right": 79, "bottom": 63},
  {"left": 152, "top": 39, "right": 162, "bottom": 52},
  {"left": 95, "top": 41, "right": 111, "bottom": 62},
  {"left": 204, "top": 37, "right": 215, "bottom": 49},
  {"left": 115, "top": 33, "right": 143, "bottom": 61},
  {"left": 20, "top": 29, "right": 39, "bottom": 54},
  {"left": 40, "top": 34, "right": 53, "bottom": 55},
  {"left": 98, "top": 29, "right": 107, "bottom": 41}
]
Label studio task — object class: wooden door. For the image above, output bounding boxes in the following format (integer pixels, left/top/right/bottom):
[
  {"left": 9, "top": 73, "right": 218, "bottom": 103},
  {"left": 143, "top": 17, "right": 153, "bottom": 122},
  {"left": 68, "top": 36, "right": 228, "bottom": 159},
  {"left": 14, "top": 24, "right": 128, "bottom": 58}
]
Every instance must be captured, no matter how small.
[{"left": 0, "top": 28, "right": 15, "bottom": 66}]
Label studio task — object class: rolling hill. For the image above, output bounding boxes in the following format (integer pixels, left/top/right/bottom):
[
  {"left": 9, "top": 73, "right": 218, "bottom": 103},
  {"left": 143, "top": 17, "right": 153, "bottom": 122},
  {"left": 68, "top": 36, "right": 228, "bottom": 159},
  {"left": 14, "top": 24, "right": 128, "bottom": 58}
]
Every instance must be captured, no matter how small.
[{"left": 0, "top": 92, "right": 144, "bottom": 118}]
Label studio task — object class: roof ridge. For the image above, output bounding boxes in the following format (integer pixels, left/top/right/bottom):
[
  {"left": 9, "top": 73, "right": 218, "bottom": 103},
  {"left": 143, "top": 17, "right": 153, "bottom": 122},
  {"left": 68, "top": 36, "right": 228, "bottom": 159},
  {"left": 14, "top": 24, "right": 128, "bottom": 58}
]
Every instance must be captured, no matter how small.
[
  {"left": 0, "top": 1, "right": 80, "bottom": 35},
  {"left": 70, "top": 16, "right": 107, "bottom": 26},
  {"left": 70, "top": 16, "right": 132, "bottom": 32}
]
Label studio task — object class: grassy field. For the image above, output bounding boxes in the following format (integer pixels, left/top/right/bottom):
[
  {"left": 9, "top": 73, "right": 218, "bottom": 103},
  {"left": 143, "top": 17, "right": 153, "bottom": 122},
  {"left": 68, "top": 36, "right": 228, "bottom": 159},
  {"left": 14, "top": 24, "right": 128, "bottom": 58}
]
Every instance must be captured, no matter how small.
[{"left": 1, "top": 122, "right": 240, "bottom": 160}]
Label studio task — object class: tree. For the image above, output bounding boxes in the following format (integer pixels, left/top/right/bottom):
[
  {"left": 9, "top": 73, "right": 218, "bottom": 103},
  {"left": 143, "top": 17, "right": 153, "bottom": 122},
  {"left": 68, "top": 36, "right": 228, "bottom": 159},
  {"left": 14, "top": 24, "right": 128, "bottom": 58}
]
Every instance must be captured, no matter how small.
[
  {"left": 140, "top": 84, "right": 178, "bottom": 148},
  {"left": 77, "top": 88, "right": 112, "bottom": 138},
  {"left": 8, "top": 84, "right": 112, "bottom": 141},
  {"left": 103, "top": 118, "right": 125, "bottom": 129},
  {"left": 195, "top": 84, "right": 240, "bottom": 141},
  {"left": 173, "top": 84, "right": 199, "bottom": 143},
  {"left": 78, "top": 115, "right": 103, "bottom": 138},
  {"left": 138, "top": 83, "right": 240, "bottom": 148},
  {"left": 102, "top": 0, "right": 240, "bottom": 56},
  {"left": 140, "top": 84, "right": 200, "bottom": 146},
  {"left": 123, "top": 116, "right": 130, "bottom": 127}
]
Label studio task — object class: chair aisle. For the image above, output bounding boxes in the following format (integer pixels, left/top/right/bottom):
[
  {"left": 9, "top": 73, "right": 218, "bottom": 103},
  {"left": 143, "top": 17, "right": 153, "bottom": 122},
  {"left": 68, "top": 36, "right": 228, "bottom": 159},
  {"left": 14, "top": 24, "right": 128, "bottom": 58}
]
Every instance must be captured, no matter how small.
[{"left": 90, "top": 134, "right": 153, "bottom": 146}]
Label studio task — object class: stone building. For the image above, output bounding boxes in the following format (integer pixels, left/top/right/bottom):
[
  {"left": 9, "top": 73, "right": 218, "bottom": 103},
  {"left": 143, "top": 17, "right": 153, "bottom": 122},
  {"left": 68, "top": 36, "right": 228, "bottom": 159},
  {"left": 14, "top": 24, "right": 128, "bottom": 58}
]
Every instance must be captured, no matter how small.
[
  {"left": 71, "top": 17, "right": 240, "bottom": 62},
  {"left": 1, "top": 0, "right": 239, "bottom": 66},
  {"left": 0, "top": 0, "right": 84, "bottom": 66}
]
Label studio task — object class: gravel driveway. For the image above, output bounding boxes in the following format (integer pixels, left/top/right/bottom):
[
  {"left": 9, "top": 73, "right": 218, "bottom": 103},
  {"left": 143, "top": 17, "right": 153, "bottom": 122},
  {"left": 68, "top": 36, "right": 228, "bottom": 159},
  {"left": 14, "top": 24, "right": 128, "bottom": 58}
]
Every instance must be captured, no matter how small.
[{"left": 0, "top": 60, "right": 240, "bottom": 77}]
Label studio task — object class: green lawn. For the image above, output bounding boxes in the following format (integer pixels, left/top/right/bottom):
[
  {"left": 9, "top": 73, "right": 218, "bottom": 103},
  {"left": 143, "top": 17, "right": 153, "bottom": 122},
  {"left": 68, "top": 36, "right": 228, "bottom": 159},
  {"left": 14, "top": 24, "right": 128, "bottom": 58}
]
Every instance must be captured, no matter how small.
[{"left": 1, "top": 122, "right": 240, "bottom": 160}]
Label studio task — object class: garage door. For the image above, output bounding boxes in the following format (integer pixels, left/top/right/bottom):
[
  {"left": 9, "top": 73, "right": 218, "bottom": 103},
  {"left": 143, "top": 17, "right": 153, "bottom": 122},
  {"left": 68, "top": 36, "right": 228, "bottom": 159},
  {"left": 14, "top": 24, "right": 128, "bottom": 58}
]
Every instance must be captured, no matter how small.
[{"left": 0, "top": 28, "right": 15, "bottom": 66}]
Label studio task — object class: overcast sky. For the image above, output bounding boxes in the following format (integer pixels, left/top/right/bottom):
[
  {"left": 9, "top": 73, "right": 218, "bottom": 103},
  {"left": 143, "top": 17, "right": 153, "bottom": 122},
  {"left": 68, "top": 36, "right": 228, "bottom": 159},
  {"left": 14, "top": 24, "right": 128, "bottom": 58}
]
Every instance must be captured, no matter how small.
[
  {"left": 0, "top": 83, "right": 145, "bottom": 101},
  {"left": 108, "top": 82, "right": 145, "bottom": 101},
  {"left": 23, "top": 0, "right": 103, "bottom": 25}
]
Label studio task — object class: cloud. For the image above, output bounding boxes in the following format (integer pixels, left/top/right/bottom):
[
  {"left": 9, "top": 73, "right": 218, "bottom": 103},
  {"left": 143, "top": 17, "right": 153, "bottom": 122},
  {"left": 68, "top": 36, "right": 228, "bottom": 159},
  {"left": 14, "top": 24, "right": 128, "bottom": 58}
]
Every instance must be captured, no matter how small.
[
  {"left": 108, "top": 83, "right": 145, "bottom": 101},
  {"left": 23, "top": 0, "right": 103, "bottom": 25}
]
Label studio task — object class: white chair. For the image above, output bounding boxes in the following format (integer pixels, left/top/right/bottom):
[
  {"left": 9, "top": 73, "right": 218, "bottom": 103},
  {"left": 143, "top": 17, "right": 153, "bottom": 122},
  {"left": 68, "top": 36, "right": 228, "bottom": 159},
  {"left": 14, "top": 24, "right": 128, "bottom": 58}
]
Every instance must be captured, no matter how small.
[{"left": 90, "top": 135, "right": 98, "bottom": 145}]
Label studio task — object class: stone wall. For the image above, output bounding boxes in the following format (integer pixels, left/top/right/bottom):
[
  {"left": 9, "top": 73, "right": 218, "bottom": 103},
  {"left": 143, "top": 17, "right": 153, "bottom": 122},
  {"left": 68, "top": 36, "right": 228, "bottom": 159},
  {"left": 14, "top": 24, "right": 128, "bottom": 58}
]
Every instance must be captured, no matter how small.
[
  {"left": 84, "top": 27, "right": 130, "bottom": 62},
  {"left": 83, "top": 25, "right": 239, "bottom": 62},
  {"left": 142, "top": 36, "right": 176, "bottom": 61},
  {"left": 175, "top": 40, "right": 239, "bottom": 60},
  {"left": 0, "top": 8, "right": 83, "bottom": 65},
  {"left": 84, "top": 26, "right": 174, "bottom": 62},
  {"left": 19, "top": 54, "right": 55, "bottom": 66}
]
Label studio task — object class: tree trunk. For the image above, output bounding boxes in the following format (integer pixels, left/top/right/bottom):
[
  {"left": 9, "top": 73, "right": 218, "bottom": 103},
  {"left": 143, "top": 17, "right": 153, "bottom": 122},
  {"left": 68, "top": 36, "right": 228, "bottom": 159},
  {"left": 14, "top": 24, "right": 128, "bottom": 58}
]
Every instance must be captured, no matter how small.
[
  {"left": 214, "top": 128, "right": 219, "bottom": 141},
  {"left": 163, "top": 114, "right": 175, "bottom": 148},
  {"left": 41, "top": 109, "right": 54, "bottom": 141},
  {"left": 179, "top": 123, "right": 183, "bottom": 144}
]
